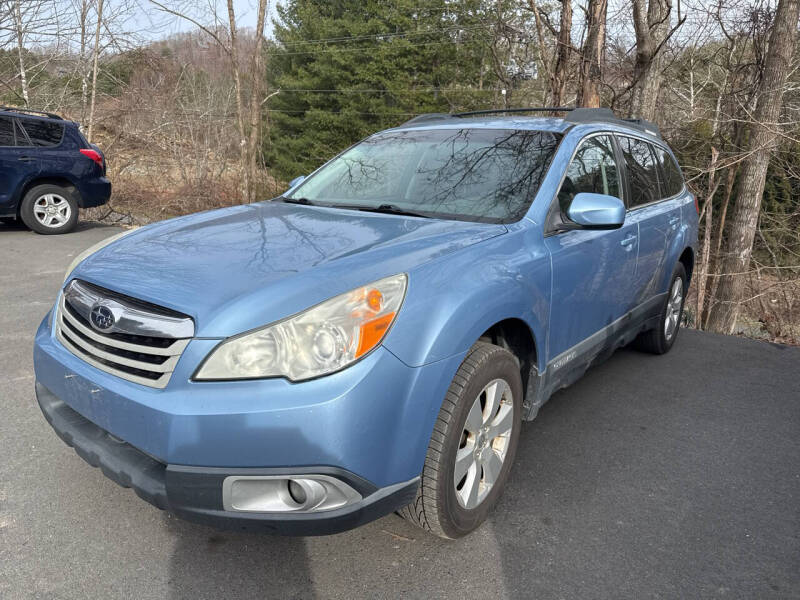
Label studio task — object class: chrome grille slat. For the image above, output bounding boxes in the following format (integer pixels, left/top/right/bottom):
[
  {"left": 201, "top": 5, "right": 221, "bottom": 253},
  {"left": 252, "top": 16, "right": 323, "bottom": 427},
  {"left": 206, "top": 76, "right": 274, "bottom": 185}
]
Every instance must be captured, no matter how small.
[
  {"left": 55, "top": 281, "right": 194, "bottom": 389},
  {"left": 56, "top": 329, "right": 168, "bottom": 388},
  {"left": 58, "top": 312, "right": 185, "bottom": 373},
  {"left": 59, "top": 301, "right": 185, "bottom": 357}
]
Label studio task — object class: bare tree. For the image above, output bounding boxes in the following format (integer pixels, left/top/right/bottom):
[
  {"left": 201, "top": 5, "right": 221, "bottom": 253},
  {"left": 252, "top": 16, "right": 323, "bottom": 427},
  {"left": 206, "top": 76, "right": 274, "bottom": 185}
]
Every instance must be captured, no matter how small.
[
  {"left": 529, "top": 0, "right": 573, "bottom": 106},
  {"left": 148, "top": 0, "right": 270, "bottom": 202},
  {"left": 579, "top": 0, "right": 608, "bottom": 107},
  {"left": 629, "top": 0, "right": 685, "bottom": 120},
  {"left": 705, "top": 0, "right": 800, "bottom": 334},
  {"left": 86, "top": 0, "right": 103, "bottom": 141}
]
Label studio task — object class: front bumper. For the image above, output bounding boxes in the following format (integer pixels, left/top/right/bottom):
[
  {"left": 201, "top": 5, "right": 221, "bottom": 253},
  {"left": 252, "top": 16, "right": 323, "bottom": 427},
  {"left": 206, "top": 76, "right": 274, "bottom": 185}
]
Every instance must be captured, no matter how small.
[
  {"left": 33, "top": 312, "right": 465, "bottom": 532},
  {"left": 36, "top": 382, "right": 419, "bottom": 535}
]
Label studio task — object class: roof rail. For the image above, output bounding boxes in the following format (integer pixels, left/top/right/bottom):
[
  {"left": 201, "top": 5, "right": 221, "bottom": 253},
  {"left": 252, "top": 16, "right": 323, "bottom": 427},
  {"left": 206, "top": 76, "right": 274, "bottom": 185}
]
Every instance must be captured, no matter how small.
[
  {"left": 400, "top": 106, "right": 661, "bottom": 138},
  {"left": 454, "top": 107, "right": 573, "bottom": 117},
  {"left": 0, "top": 106, "right": 63, "bottom": 120},
  {"left": 565, "top": 107, "right": 661, "bottom": 138},
  {"left": 402, "top": 113, "right": 455, "bottom": 126}
]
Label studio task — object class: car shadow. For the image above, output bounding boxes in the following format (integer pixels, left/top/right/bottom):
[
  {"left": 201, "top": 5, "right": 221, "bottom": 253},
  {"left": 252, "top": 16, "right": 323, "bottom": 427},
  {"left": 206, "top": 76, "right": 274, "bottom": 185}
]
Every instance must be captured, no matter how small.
[{"left": 165, "top": 516, "right": 316, "bottom": 600}]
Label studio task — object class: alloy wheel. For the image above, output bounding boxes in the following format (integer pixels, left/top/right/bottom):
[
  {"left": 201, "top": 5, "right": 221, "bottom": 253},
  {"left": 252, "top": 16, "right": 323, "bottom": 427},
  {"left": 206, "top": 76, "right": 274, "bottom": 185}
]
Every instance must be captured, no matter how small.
[
  {"left": 33, "top": 194, "right": 71, "bottom": 228},
  {"left": 454, "top": 378, "right": 514, "bottom": 509},
  {"left": 664, "top": 277, "right": 683, "bottom": 340}
]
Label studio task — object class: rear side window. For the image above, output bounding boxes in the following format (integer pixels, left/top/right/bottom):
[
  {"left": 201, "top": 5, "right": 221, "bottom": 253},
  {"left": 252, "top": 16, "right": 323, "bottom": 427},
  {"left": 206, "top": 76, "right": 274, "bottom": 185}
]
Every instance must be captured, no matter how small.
[
  {"left": 619, "top": 136, "right": 660, "bottom": 208},
  {"left": 557, "top": 134, "right": 621, "bottom": 214},
  {"left": 19, "top": 119, "right": 63, "bottom": 147},
  {"left": 0, "top": 117, "right": 13, "bottom": 146},
  {"left": 654, "top": 146, "right": 684, "bottom": 197}
]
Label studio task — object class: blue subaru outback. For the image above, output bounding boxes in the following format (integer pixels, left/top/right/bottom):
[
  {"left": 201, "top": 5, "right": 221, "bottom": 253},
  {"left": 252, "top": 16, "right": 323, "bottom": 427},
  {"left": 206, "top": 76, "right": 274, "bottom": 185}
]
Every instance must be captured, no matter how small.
[
  {"left": 0, "top": 107, "right": 110, "bottom": 234},
  {"left": 34, "top": 108, "right": 697, "bottom": 538}
]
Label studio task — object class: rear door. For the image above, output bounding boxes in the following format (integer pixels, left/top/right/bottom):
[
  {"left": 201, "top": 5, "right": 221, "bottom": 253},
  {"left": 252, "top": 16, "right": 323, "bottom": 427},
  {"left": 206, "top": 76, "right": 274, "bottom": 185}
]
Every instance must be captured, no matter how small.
[
  {"left": 544, "top": 133, "right": 640, "bottom": 362},
  {"left": 617, "top": 135, "right": 682, "bottom": 305},
  {"left": 0, "top": 116, "right": 40, "bottom": 215}
]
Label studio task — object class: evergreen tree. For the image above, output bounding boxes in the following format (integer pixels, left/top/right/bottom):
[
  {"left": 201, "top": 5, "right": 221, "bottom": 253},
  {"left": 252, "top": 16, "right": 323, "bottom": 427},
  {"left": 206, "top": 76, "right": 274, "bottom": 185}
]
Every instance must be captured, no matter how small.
[{"left": 265, "top": 0, "right": 497, "bottom": 180}]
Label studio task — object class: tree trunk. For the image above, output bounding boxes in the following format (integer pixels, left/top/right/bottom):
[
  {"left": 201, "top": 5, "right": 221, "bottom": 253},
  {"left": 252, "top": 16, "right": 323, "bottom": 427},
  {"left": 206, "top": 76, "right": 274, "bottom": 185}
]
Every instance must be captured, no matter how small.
[
  {"left": 629, "top": 0, "right": 672, "bottom": 120},
  {"left": 245, "top": 0, "right": 269, "bottom": 203},
  {"left": 13, "top": 0, "right": 29, "bottom": 105},
  {"left": 226, "top": 0, "right": 250, "bottom": 202},
  {"left": 552, "top": 0, "right": 572, "bottom": 106},
  {"left": 695, "top": 147, "right": 719, "bottom": 325},
  {"left": 705, "top": 0, "right": 800, "bottom": 334},
  {"left": 87, "top": 0, "right": 104, "bottom": 142},
  {"left": 579, "top": 0, "right": 607, "bottom": 108},
  {"left": 79, "top": 0, "right": 90, "bottom": 123}
]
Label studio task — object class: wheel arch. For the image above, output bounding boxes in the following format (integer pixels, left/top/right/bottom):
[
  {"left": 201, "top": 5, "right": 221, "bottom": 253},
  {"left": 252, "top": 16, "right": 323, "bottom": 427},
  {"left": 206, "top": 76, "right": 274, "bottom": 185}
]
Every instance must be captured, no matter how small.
[
  {"left": 17, "top": 177, "right": 79, "bottom": 215},
  {"left": 477, "top": 317, "right": 539, "bottom": 406},
  {"left": 678, "top": 246, "right": 694, "bottom": 284}
]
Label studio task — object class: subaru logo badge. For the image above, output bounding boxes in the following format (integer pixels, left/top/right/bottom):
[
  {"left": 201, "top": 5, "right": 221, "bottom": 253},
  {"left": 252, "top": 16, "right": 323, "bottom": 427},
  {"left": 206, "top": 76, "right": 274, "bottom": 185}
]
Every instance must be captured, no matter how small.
[{"left": 90, "top": 304, "right": 115, "bottom": 332}]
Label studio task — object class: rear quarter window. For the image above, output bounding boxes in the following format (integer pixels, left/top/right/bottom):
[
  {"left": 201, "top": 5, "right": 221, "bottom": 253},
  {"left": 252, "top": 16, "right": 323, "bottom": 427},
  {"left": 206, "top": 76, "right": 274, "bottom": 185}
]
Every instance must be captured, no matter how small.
[
  {"left": 654, "top": 146, "right": 684, "bottom": 197},
  {"left": 19, "top": 119, "right": 64, "bottom": 147}
]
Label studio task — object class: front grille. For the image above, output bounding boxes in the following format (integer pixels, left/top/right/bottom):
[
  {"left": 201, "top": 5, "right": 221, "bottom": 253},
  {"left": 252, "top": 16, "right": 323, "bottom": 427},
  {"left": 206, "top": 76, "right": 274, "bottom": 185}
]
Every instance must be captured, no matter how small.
[{"left": 55, "top": 281, "right": 193, "bottom": 389}]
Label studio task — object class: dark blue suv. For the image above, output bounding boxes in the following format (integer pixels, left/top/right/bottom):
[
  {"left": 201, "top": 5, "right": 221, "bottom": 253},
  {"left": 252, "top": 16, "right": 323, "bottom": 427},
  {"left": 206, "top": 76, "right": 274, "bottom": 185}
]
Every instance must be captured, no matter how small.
[{"left": 0, "top": 107, "right": 111, "bottom": 234}]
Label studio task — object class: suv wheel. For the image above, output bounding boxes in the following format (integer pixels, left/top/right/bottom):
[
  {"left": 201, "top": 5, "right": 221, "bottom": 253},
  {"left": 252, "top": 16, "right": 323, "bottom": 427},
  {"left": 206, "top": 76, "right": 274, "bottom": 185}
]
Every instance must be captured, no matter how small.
[
  {"left": 399, "top": 342, "right": 522, "bottom": 539},
  {"left": 20, "top": 184, "right": 79, "bottom": 234},
  {"left": 633, "top": 262, "right": 687, "bottom": 354}
]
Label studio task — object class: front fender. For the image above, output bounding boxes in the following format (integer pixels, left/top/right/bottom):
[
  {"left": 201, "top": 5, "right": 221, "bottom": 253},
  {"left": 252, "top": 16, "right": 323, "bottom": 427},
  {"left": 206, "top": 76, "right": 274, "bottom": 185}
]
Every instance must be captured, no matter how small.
[{"left": 383, "top": 227, "right": 550, "bottom": 372}]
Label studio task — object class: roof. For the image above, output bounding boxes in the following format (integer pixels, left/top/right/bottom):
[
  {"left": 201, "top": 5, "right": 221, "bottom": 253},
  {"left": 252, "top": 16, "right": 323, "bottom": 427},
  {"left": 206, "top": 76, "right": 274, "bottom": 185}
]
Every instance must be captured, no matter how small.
[
  {"left": 0, "top": 106, "right": 65, "bottom": 122},
  {"left": 393, "top": 107, "right": 662, "bottom": 140}
]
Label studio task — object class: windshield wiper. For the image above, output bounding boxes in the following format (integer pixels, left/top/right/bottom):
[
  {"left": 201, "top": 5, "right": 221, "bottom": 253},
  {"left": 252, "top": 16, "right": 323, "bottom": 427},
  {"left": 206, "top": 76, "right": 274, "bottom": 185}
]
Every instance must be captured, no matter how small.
[
  {"left": 338, "top": 203, "right": 432, "bottom": 218},
  {"left": 279, "top": 196, "right": 316, "bottom": 206}
]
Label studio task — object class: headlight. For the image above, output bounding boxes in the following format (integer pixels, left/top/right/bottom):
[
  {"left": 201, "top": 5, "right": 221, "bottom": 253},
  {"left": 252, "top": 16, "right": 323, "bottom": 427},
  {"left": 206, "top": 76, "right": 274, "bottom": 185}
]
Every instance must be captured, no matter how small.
[
  {"left": 63, "top": 229, "right": 136, "bottom": 282},
  {"left": 194, "top": 274, "right": 407, "bottom": 381}
]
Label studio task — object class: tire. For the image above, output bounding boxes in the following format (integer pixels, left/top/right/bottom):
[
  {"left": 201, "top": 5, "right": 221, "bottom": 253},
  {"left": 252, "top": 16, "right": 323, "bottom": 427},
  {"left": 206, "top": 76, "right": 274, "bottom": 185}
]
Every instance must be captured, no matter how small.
[
  {"left": 399, "top": 342, "right": 523, "bottom": 539},
  {"left": 19, "top": 184, "right": 79, "bottom": 234},
  {"left": 633, "top": 262, "right": 687, "bottom": 354}
]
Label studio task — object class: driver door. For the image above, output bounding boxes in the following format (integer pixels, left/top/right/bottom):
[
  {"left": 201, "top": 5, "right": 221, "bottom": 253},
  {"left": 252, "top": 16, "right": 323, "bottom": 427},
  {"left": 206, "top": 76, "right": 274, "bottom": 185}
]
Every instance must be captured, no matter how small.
[{"left": 543, "top": 134, "right": 639, "bottom": 364}]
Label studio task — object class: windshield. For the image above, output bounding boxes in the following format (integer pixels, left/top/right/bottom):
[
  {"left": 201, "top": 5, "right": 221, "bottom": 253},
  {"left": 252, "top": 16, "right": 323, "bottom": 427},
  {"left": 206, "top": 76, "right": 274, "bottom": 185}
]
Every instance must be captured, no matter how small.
[{"left": 286, "top": 128, "right": 561, "bottom": 223}]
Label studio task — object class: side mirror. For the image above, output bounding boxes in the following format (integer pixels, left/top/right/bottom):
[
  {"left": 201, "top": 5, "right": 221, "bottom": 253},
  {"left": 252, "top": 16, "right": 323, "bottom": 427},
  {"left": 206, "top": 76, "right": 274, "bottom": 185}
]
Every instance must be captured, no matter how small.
[
  {"left": 288, "top": 175, "right": 306, "bottom": 190},
  {"left": 566, "top": 192, "right": 625, "bottom": 229}
]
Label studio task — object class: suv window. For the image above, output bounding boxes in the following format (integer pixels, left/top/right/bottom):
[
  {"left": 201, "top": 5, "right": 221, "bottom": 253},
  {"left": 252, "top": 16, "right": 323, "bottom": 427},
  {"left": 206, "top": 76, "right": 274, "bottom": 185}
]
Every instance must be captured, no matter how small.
[
  {"left": 18, "top": 118, "right": 63, "bottom": 147},
  {"left": 556, "top": 134, "right": 621, "bottom": 215},
  {"left": 654, "top": 146, "right": 683, "bottom": 197},
  {"left": 619, "top": 136, "right": 660, "bottom": 208},
  {"left": 0, "top": 116, "right": 13, "bottom": 146}
]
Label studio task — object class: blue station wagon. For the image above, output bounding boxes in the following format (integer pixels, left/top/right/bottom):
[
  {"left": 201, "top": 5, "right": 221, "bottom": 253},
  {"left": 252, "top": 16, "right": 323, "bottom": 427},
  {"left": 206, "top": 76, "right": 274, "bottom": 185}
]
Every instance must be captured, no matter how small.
[
  {"left": 33, "top": 108, "right": 698, "bottom": 538},
  {"left": 0, "top": 107, "right": 110, "bottom": 234}
]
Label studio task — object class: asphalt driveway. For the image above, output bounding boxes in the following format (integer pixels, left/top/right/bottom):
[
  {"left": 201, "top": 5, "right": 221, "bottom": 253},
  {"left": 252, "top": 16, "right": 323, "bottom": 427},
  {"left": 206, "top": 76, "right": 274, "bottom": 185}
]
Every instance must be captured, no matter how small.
[{"left": 1, "top": 221, "right": 798, "bottom": 599}]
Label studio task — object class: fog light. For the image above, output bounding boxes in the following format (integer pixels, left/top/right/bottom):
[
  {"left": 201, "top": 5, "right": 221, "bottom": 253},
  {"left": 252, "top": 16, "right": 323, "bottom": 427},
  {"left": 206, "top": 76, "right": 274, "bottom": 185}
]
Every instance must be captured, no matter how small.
[
  {"left": 222, "top": 474, "right": 362, "bottom": 513},
  {"left": 287, "top": 479, "right": 307, "bottom": 505}
]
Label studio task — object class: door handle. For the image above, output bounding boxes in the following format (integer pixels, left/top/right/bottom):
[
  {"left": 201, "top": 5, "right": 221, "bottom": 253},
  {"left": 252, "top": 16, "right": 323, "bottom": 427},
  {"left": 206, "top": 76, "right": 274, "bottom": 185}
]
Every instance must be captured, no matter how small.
[
  {"left": 620, "top": 234, "right": 637, "bottom": 249},
  {"left": 17, "top": 156, "right": 35, "bottom": 162},
  {"left": 668, "top": 216, "right": 680, "bottom": 228}
]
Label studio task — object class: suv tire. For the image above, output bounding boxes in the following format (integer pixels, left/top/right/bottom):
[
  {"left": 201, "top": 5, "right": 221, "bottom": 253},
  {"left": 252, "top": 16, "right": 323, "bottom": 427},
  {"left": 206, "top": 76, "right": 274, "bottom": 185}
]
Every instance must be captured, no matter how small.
[
  {"left": 633, "top": 262, "right": 687, "bottom": 355},
  {"left": 20, "top": 184, "right": 79, "bottom": 235},
  {"left": 399, "top": 342, "right": 522, "bottom": 539}
]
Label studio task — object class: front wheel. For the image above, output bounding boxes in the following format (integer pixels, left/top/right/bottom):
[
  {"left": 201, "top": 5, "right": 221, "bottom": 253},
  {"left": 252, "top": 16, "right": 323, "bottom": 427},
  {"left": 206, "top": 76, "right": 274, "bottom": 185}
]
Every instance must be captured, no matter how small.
[
  {"left": 20, "top": 185, "right": 79, "bottom": 234},
  {"left": 633, "top": 262, "right": 687, "bottom": 354},
  {"left": 399, "top": 342, "right": 522, "bottom": 539}
]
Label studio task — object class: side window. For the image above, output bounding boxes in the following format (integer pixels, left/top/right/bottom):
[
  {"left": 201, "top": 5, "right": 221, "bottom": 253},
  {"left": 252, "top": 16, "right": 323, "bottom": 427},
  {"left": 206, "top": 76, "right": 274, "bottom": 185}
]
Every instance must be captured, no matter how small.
[
  {"left": 619, "top": 136, "right": 660, "bottom": 207},
  {"left": 0, "top": 117, "right": 13, "bottom": 146},
  {"left": 556, "top": 134, "right": 621, "bottom": 215},
  {"left": 654, "top": 146, "right": 684, "bottom": 197},
  {"left": 19, "top": 119, "right": 63, "bottom": 147}
]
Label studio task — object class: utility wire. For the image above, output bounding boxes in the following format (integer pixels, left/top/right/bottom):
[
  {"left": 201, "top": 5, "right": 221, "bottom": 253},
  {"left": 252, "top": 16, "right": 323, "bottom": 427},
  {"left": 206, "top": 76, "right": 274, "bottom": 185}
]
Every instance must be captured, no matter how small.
[{"left": 276, "top": 23, "right": 493, "bottom": 48}]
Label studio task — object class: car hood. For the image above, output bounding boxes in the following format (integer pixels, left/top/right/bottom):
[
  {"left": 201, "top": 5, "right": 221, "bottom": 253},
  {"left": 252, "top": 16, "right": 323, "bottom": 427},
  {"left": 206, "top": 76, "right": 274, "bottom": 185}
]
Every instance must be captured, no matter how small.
[{"left": 72, "top": 201, "right": 507, "bottom": 337}]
